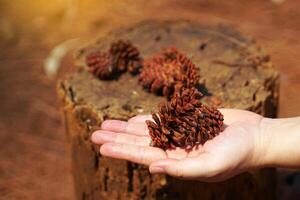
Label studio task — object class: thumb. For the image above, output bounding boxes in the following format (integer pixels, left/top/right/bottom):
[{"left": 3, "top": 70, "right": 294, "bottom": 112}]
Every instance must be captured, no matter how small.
[{"left": 149, "top": 153, "right": 217, "bottom": 180}]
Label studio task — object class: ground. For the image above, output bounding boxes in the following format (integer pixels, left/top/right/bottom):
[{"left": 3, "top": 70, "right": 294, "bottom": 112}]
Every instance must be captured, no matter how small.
[{"left": 0, "top": 0, "right": 299, "bottom": 199}]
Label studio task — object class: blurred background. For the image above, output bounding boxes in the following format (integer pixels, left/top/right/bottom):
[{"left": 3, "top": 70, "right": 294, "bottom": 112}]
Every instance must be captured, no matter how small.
[{"left": 0, "top": 0, "right": 299, "bottom": 199}]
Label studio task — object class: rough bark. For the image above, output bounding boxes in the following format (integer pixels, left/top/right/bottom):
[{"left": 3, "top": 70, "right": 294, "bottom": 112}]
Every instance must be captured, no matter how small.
[{"left": 57, "top": 20, "right": 279, "bottom": 200}]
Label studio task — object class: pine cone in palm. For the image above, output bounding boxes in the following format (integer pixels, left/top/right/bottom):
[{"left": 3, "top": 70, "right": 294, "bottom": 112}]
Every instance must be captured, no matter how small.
[
  {"left": 138, "top": 47, "right": 200, "bottom": 98},
  {"left": 85, "top": 40, "right": 142, "bottom": 79},
  {"left": 146, "top": 87, "right": 224, "bottom": 150}
]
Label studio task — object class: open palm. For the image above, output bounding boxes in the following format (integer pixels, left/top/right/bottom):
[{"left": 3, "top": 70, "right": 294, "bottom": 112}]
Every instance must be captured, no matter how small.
[{"left": 91, "top": 109, "right": 267, "bottom": 182}]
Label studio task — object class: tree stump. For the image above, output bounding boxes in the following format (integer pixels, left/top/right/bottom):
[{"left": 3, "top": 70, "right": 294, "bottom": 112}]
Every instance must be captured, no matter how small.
[{"left": 57, "top": 20, "right": 279, "bottom": 200}]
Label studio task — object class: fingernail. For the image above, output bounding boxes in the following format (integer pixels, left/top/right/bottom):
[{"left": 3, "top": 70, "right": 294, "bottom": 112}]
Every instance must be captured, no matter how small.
[
  {"left": 150, "top": 166, "right": 165, "bottom": 174},
  {"left": 91, "top": 132, "right": 100, "bottom": 142},
  {"left": 100, "top": 143, "right": 117, "bottom": 155}
]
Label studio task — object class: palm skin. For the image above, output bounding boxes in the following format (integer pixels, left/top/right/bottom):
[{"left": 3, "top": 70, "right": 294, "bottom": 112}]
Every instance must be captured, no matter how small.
[{"left": 91, "top": 109, "right": 268, "bottom": 182}]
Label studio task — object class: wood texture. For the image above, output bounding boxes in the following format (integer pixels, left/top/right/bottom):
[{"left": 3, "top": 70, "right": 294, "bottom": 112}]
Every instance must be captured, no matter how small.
[{"left": 58, "top": 20, "right": 279, "bottom": 200}]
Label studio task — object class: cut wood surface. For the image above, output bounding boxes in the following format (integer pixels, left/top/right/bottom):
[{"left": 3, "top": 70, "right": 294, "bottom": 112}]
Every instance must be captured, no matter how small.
[{"left": 58, "top": 20, "right": 279, "bottom": 200}]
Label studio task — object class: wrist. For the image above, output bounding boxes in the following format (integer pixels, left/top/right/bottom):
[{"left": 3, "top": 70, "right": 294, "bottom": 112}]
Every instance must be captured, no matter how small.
[
  {"left": 258, "top": 117, "right": 300, "bottom": 169},
  {"left": 257, "top": 117, "right": 276, "bottom": 168},
  {"left": 246, "top": 117, "right": 274, "bottom": 169}
]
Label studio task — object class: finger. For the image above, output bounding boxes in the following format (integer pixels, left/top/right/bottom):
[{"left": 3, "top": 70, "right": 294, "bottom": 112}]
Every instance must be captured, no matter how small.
[
  {"left": 101, "top": 120, "right": 149, "bottom": 136},
  {"left": 100, "top": 143, "right": 167, "bottom": 165},
  {"left": 128, "top": 115, "right": 152, "bottom": 123},
  {"left": 126, "top": 122, "right": 149, "bottom": 135},
  {"left": 91, "top": 130, "right": 150, "bottom": 146},
  {"left": 149, "top": 159, "right": 179, "bottom": 174},
  {"left": 149, "top": 153, "right": 218, "bottom": 180},
  {"left": 101, "top": 120, "right": 127, "bottom": 132}
]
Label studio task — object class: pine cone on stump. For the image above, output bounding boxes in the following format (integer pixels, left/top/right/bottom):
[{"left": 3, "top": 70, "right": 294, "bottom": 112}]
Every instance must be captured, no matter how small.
[
  {"left": 109, "top": 40, "right": 142, "bottom": 74},
  {"left": 146, "top": 87, "right": 224, "bottom": 150},
  {"left": 85, "top": 40, "right": 142, "bottom": 79},
  {"left": 85, "top": 51, "right": 116, "bottom": 79},
  {"left": 138, "top": 47, "right": 200, "bottom": 98}
]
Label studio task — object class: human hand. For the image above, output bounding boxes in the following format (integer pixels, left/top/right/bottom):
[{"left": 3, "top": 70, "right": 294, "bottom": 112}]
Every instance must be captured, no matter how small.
[{"left": 91, "top": 109, "right": 271, "bottom": 182}]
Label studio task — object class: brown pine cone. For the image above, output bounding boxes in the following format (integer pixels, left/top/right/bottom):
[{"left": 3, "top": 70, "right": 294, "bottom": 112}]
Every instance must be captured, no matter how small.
[
  {"left": 109, "top": 40, "right": 142, "bottom": 74},
  {"left": 85, "top": 51, "right": 117, "bottom": 79},
  {"left": 85, "top": 40, "right": 142, "bottom": 79},
  {"left": 138, "top": 47, "right": 200, "bottom": 98},
  {"left": 146, "top": 87, "right": 224, "bottom": 150}
]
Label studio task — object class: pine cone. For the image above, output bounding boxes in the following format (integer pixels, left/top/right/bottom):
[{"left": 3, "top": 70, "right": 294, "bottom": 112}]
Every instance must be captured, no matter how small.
[
  {"left": 138, "top": 47, "right": 200, "bottom": 98},
  {"left": 146, "top": 87, "right": 224, "bottom": 150},
  {"left": 109, "top": 40, "right": 142, "bottom": 74},
  {"left": 85, "top": 40, "right": 142, "bottom": 79},
  {"left": 85, "top": 51, "right": 117, "bottom": 79}
]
